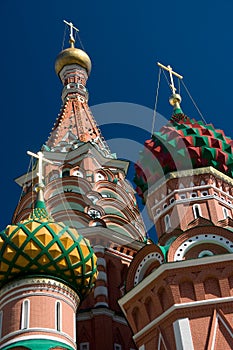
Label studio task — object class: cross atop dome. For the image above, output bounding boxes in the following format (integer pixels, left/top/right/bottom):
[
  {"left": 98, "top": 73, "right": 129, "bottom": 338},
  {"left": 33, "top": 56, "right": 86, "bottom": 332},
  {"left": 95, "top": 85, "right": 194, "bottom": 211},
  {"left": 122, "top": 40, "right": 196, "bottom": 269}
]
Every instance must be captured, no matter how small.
[
  {"left": 157, "top": 62, "right": 183, "bottom": 114},
  {"left": 63, "top": 19, "right": 79, "bottom": 47},
  {"left": 27, "top": 150, "right": 53, "bottom": 188}
]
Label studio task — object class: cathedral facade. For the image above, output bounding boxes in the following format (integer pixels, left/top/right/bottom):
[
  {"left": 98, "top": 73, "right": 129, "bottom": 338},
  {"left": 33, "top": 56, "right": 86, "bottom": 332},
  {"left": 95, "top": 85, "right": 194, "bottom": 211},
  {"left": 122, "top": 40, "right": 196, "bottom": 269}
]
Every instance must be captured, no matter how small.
[{"left": 1, "top": 23, "right": 233, "bottom": 350}]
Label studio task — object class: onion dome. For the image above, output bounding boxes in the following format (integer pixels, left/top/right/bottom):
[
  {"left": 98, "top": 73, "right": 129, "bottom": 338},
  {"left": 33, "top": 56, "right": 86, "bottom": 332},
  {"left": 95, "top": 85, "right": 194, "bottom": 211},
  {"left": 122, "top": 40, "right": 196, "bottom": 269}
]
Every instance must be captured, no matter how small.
[
  {"left": 55, "top": 47, "right": 92, "bottom": 76},
  {"left": 135, "top": 114, "right": 233, "bottom": 201},
  {"left": 0, "top": 194, "right": 97, "bottom": 300}
]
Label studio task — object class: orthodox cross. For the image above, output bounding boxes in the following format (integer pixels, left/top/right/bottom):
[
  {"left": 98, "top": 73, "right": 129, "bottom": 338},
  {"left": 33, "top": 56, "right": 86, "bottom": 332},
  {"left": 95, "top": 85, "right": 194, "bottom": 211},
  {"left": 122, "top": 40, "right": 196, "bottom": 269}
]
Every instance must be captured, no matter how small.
[
  {"left": 63, "top": 20, "right": 79, "bottom": 43},
  {"left": 157, "top": 62, "right": 183, "bottom": 94},
  {"left": 27, "top": 151, "right": 53, "bottom": 186}
]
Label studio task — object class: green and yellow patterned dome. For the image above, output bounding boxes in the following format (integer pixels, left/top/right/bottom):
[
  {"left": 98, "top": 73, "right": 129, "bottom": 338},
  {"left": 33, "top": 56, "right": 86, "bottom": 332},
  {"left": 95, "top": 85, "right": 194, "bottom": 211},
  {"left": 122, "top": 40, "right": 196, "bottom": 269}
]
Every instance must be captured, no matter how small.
[{"left": 0, "top": 195, "right": 97, "bottom": 300}]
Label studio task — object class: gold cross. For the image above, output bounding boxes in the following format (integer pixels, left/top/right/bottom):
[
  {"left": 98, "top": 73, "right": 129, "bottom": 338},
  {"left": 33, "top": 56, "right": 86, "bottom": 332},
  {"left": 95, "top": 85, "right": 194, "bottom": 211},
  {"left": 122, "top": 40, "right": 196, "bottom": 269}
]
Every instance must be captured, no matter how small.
[
  {"left": 157, "top": 62, "right": 183, "bottom": 94},
  {"left": 63, "top": 20, "right": 79, "bottom": 44}
]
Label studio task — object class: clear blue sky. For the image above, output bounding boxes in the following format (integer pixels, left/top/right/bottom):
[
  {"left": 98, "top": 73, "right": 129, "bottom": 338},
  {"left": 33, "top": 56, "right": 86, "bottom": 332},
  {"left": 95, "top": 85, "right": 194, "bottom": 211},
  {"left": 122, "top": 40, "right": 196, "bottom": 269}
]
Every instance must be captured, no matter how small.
[{"left": 1, "top": 0, "right": 233, "bottom": 239}]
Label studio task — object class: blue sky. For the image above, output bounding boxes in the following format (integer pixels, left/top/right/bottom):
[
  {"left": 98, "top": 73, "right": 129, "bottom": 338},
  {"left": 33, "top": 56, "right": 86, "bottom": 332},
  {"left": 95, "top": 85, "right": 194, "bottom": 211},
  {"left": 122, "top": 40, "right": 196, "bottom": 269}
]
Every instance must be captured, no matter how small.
[{"left": 1, "top": 1, "right": 233, "bottom": 239}]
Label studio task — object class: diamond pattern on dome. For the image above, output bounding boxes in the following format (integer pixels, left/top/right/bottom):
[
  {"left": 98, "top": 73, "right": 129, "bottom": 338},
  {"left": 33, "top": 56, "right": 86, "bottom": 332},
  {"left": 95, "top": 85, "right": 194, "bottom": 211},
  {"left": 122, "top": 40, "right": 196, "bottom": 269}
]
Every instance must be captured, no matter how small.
[
  {"left": 60, "top": 232, "right": 74, "bottom": 249},
  {"left": 48, "top": 242, "right": 62, "bottom": 258},
  {"left": 24, "top": 241, "right": 41, "bottom": 258},
  {"left": 57, "top": 258, "right": 68, "bottom": 268},
  {"left": 0, "top": 210, "right": 97, "bottom": 299},
  {"left": 69, "top": 248, "right": 81, "bottom": 265},
  {"left": 34, "top": 230, "right": 53, "bottom": 246},
  {"left": 0, "top": 262, "right": 9, "bottom": 272},
  {"left": 15, "top": 255, "right": 30, "bottom": 267},
  {"left": 3, "top": 246, "right": 16, "bottom": 261},
  {"left": 135, "top": 116, "right": 233, "bottom": 200},
  {"left": 11, "top": 230, "right": 27, "bottom": 247}
]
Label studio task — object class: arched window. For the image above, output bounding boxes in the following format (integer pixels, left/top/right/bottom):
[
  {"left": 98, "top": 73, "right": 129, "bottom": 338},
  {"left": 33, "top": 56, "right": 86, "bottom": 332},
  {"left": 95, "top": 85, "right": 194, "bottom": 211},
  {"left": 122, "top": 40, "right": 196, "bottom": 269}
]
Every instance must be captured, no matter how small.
[
  {"left": 55, "top": 301, "right": 62, "bottom": 331},
  {"left": 193, "top": 204, "right": 201, "bottom": 219},
  {"left": 198, "top": 250, "right": 214, "bottom": 258},
  {"left": 164, "top": 214, "right": 171, "bottom": 231},
  {"left": 21, "top": 299, "right": 30, "bottom": 329}
]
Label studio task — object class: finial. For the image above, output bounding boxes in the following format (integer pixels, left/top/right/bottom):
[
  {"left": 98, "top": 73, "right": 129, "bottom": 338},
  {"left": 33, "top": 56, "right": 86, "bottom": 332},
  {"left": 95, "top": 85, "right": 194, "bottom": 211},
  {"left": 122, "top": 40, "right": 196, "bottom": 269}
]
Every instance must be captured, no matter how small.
[
  {"left": 157, "top": 62, "right": 183, "bottom": 114},
  {"left": 63, "top": 20, "right": 79, "bottom": 48},
  {"left": 27, "top": 151, "right": 54, "bottom": 219},
  {"left": 27, "top": 150, "right": 53, "bottom": 201}
]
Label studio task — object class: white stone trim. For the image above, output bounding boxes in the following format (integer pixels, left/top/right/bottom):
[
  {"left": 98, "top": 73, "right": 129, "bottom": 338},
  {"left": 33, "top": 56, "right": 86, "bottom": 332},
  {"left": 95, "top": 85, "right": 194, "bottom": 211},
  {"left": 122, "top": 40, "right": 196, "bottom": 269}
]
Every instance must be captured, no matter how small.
[
  {"left": 96, "top": 271, "right": 107, "bottom": 282},
  {"left": 134, "top": 252, "right": 163, "bottom": 286},
  {"left": 174, "top": 234, "right": 233, "bottom": 261},
  {"left": 0, "top": 329, "right": 75, "bottom": 349},
  {"left": 0, "top": 277, "right": 79, "bottom": 306},
  {"left": 94, "top": 302, "right": 109, "bottom": 308},
  {"left": 96, "top": 257, "right": 106, "bottom": 267},
  {"left": 132, "top": 296, "right": 233, "bottom": 341},
  {"left": 94, "top": 245, "right": 105, "bottom": 254},
  {"left": 0, "top": 290, "right": 78, "bottom": 311},
  {"left": 173, "top": 318, "right": 194, "bottom": 349},
  {"left": 94, "top": 286, "right": 108, "bottom": 298},
  {"left": 76, "top": 308, "right": 127, "bottom": 325},
  {"left": 119, "top": 254, "right": 233, "bottom": 307}
]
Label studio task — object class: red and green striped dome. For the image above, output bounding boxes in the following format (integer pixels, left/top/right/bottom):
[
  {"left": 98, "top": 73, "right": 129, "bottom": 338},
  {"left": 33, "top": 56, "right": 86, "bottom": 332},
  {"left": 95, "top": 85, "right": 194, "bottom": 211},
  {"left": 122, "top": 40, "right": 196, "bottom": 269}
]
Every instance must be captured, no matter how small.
[
  {"left": 0, "top": 198, "right": 97, "bottom": 299},
  {"left": 135, "top": 114, "right": 233, "bottom": 201}
]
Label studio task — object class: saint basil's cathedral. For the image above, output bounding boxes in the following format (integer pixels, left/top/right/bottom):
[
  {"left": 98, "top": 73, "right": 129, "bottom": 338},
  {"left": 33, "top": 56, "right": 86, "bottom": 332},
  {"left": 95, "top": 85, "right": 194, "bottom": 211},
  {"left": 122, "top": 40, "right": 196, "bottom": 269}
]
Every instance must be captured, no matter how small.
[{"left": 0, "top": 21, "right": 233, "bottom": 350}]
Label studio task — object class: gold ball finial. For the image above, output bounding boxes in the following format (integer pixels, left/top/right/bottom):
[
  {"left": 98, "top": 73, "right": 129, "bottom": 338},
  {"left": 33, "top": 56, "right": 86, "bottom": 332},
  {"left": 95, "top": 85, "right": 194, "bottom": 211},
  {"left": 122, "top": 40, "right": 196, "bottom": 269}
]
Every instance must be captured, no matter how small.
[
  {"left": 55, "top": 47, "right": 92, "bottom": 76},
  {"left": 169, "top": 93, "right": 182, "bottom": 107}
]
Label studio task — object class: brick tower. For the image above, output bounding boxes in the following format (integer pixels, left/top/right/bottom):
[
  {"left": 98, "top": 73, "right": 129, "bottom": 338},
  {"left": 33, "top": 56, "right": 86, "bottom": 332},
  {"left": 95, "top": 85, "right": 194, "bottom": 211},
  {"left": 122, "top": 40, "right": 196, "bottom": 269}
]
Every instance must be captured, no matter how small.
[
  {"left": 0, "top": 168, "right": 97, "bottom": 349},
  {"left": 119, "top": 64, "right": 233, "bottom": 349},
  {"left": 11, "top": 21, "right": 146, "bottom": 350}
]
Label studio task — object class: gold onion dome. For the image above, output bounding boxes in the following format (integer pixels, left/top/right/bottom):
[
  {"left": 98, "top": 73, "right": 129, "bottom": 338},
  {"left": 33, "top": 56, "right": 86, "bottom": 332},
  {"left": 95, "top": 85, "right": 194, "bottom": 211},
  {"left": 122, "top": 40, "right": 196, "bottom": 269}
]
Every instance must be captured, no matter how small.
[
  {"left": 0, "top": 197, "right": 97, "bottom": 299},
  {"left": 55, "top": 46, "right": 92, "bottom": 76}
]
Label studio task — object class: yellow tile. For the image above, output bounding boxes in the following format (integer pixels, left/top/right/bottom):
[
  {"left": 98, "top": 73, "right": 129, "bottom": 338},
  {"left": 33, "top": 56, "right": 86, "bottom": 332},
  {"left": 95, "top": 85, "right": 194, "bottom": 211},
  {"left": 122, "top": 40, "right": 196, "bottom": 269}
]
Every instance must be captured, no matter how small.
[
  {"left": 60, "top": 232, "right": 74, "bottom": 249},
  {"left": 15, "top": 255, "right": 30, "bottom": 267},
  {"left": 57, "top": 258, "right": 68, "bottom": 268},
  {"left": 3, "top": 246, "right": 16, "bottom": 261},
  {"left": 38, "top": 254, "right": 50, "bottom": 264},
  {"left": 48, "top": 242, "right": 62, "bottom": 259},
  {"left": 69, "top": 248, "right": 81, "bottom": 265},
  {"left": 0, "top": 261, "right": 9, "bottom": 272},
  {"left": 24, "top": 241, "right": 41, "bottom": 258},
  {"left": 11, "top": 230, "right": 27, "bottom": 247},
  {"left": 35, "top": 230, "right": 52, "bottom": 246}
]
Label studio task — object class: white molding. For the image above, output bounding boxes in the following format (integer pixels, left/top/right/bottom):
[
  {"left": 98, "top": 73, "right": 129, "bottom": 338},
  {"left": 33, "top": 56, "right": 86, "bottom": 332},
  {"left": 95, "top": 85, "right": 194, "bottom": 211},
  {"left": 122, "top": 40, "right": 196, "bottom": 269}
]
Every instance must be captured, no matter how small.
[
  {"left": 96, "top": 271, "right": 107, "bottom": 282},
  {"left": 0, "top": 290, "right": 78, "bottom": 311},
  {"left": 94, "top": 286, "right": 108, "bottom": 298},
  {"left": 76, "top": 308, "right": 127, "bottom": 325},
  {"left": 119, "top": 254, "right": 233, "bottom": 309},
  {"left": 0, "top": 277, "right": 79, "bottom": 306},
  {"left": 0, "top": 331, "right": 75, "bottom": 349},
  {"left": 174, "top": 234, "right": 233, "bottom": 261},
  {"left": 173, "top": 318, "right": 194, "bottom": 349},
  {"left": 132, "top": 296, "right": 233, "bottom": 341}
]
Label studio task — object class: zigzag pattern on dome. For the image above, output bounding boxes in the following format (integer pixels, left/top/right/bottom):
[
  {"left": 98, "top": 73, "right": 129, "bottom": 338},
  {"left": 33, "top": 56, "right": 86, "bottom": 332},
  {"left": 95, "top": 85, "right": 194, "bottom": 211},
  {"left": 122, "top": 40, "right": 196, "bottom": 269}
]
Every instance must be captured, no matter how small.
[
  {"left": 0, "top": 199, "right": 97, "bottom": 299},
  {"left": 134, "top": 115, "right": 233, "bottom": 201}
]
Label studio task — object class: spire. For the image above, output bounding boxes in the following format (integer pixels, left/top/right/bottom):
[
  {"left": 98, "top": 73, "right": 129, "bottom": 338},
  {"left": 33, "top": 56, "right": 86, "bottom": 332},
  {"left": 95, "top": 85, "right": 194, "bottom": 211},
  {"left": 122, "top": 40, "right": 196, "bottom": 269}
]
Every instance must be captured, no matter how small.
[
  {"left": 47, "top": 21, "right": 113, "bottom": 158},
  {"left": 157, "top": 62, "right": 183, "bottom": 115}
]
